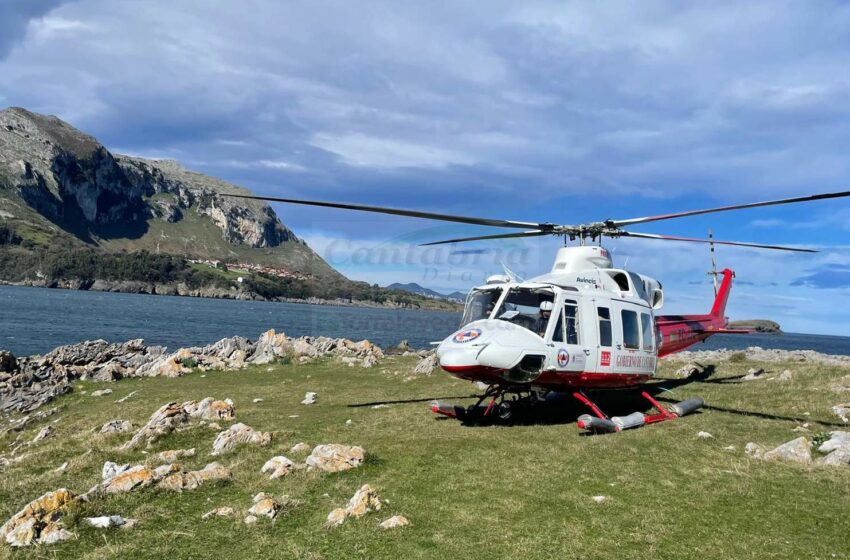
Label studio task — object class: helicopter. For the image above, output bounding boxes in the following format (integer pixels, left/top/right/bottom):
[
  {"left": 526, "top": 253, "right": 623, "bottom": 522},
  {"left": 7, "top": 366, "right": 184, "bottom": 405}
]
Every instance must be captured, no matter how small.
[{"left": 224, "top": 189, "right": 849, "bottom": 433}]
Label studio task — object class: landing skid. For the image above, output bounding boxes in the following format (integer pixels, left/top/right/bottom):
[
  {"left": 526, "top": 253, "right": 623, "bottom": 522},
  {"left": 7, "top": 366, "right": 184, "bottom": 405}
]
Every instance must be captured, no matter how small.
[
  {"left": 431, "top": 386, "right": 705, "bottom": 432},
  {"left": 431, "top": 385, "right": 542, "bottom": 423},
  {"left": 574, "top": 390, "right": 704, "bottom": 434}
]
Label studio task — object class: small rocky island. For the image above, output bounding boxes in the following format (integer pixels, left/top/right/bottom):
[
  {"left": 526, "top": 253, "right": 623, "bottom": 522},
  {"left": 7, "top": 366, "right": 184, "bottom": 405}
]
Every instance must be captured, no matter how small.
[{"left": 728, "top": 319, "right": 783, "bottom": 334}]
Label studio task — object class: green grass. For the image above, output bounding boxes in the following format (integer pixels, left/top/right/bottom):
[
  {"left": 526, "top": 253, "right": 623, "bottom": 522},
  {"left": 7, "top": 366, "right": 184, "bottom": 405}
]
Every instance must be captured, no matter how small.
[{"left": 2, "top": 357, "right": 850, "bottom": 559}]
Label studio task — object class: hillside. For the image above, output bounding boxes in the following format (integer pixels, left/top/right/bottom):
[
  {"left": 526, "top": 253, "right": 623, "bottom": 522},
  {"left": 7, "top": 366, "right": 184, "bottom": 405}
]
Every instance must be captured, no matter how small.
[
  {"left": 0, "top": 108, "right": 457, "bottom": 309},
  {"left": 1, "top": 339, "right": 849, "bottom": 558}
]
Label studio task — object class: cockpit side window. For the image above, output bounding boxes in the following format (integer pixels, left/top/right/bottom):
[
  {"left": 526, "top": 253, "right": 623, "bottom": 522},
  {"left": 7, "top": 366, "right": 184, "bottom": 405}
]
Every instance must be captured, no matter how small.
[
  {"left": 460, "top": 289, "right": 501, "bottom": 327},
  {"left": 495, "top": 287, "right": 555, "bottom": 336}
]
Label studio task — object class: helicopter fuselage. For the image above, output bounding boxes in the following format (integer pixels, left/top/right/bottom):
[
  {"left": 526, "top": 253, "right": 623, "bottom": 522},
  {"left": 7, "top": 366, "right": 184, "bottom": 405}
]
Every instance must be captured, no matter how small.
[{"left": 435, "top": 246, "right": 737, "bottom": 391}]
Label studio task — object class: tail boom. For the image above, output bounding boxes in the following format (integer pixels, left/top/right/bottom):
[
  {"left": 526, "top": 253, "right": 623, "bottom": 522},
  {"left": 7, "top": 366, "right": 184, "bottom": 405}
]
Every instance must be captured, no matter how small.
[{"left": 656, "top": 269, "right": 744, "bottom": 357}]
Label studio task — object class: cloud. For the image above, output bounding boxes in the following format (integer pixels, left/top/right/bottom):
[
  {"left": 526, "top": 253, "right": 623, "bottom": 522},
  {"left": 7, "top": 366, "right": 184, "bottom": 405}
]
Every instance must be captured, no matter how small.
[
  {"left": 3, "top": 1, "right": 850, "bottom": 333},
  {"left": 791, "top": 263, "right": 850, "bottom": 289}
]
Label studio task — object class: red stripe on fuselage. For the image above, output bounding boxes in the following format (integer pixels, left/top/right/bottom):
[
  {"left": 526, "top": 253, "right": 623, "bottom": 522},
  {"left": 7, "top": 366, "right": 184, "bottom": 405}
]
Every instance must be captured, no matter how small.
[{"left": 440, "top": 364, "right": 652, "bottom": 389}]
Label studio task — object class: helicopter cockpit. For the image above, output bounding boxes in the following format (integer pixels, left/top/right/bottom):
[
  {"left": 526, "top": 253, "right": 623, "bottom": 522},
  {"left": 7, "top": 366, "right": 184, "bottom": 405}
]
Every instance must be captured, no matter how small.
[{"left": 461, "top": 286, "right": 564, "bottom": 340}]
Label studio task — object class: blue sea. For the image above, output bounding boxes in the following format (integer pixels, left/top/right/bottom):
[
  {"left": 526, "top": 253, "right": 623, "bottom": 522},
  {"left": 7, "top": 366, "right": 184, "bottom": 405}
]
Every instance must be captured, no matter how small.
[{"left": 2, "top": 284, "right": 850, "bottom": 357}]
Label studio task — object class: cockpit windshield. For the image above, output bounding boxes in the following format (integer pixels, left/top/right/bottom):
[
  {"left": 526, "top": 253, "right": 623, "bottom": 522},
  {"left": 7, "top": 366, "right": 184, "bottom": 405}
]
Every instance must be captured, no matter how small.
[
  {"left": 460, "top": 289, "right": 501, "bottom": 327},
  {"left": 495, "top": 287, "right": 555, "bottom": 337}
]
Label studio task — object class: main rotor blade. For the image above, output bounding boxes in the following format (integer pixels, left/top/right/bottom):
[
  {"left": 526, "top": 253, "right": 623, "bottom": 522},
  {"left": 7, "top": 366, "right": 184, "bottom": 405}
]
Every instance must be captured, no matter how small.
[
  {"left": 222, "top": 193, "right": 544, "bottom": 229},
  {"left": 420, "top": 230, "right": 552, "bottom": 246},
  {"left": 619, "top": 231, "right": 818, "bottom": 252},
  {"left": 611, "top": 189, "right": 850, "bottom": 227}
]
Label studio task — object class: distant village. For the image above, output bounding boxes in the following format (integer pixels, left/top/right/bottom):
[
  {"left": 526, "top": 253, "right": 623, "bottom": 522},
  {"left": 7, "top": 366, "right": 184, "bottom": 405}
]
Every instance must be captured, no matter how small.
[{"left": 188, "top": 259, "right": 312, "bottom": 282}]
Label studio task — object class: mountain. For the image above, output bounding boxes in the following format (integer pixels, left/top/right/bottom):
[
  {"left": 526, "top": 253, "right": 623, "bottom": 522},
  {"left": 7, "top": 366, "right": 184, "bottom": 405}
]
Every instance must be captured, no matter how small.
[
  {"left": 386, "top": 283, "right": 467, "bottom": 303},
  {"left": 0, "top": 107, "right": 338, "bottom": 279},
  {"left": 0, "top": 107, "right": 460, "bottom": 310}
]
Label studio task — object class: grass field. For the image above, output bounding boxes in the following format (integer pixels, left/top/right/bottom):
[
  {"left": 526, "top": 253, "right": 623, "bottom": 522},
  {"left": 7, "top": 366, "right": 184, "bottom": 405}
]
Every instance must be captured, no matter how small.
[{"left": 2, "top": 356, "right": 849, "bottom": 559}]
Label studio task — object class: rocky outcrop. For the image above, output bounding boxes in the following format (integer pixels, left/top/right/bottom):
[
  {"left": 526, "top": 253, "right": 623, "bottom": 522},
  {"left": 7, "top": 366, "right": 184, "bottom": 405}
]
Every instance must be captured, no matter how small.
[
  {"left": 158, "top": 462, "right": 232, "bottom": 492},
  {"left": 0, "top": 107, "right": 296, "bottom": 249},
  {"left": 261, "top": 456, "right": 298, "bottom": 479},
  {"left": 211, "top": 423, "right": 271, "bottom": 455},
  {"left": 664, "top": 346, "right": 850, "bottom": 368},
  {"left": 1, "top": 330, "right": 385, "bottom": 414},
  {"left": 0, "top": 489, "right": 77, "bottom": 547},
  {"left": 306, "top": 444, "right": 366, "bottom": 473},
  {"left": 326, "top": 484, "right": 382, "bottom": 527}
]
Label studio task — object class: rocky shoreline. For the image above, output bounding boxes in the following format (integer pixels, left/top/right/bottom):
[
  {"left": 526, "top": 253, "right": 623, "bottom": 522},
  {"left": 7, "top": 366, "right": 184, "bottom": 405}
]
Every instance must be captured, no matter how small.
[
  {"left": 0, "top": 280, "right": 461, "bottom": 311},
  {"left": 0, "top": 330, "right": 434, "bottom": 415},
  {"left": 663, "top": 346, "right": 850, "bottom": 368}
]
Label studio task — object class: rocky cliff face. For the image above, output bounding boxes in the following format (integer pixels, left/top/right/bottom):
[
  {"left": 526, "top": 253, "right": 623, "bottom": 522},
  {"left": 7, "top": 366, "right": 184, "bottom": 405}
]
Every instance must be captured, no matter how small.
[{"left": 0, "top": 107, "right": 336, "bottom": 277}]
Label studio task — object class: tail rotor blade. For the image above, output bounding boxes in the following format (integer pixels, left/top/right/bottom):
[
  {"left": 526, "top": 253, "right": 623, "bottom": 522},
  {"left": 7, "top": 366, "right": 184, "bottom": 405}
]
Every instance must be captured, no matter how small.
[{"left": 618, "top": 231, "right": 817, "bottom": 253}]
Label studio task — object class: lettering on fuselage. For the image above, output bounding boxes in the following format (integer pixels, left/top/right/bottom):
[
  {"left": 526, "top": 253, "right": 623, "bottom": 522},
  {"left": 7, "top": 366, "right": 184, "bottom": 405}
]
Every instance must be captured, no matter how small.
[
  {"left": 666, "top": 328, "right": 699, "bottom": 345},
  {"left": 575, "top": 277, "right": 597, "bottom": 286},
  {"left": 615, "top": 354, "right": 656, "bottom": 369}
]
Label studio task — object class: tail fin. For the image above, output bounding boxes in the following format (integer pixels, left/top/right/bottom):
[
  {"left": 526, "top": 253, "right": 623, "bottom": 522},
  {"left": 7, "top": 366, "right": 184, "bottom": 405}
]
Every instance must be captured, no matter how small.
[{"left": 710, "top": 268, "right": 734, "bottom": 319}]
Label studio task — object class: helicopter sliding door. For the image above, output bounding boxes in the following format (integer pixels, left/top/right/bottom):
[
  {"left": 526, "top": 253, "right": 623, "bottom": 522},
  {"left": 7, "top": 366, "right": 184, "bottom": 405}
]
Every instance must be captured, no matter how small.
[{"left": 609, "top": 301, "right": 656, "bottom": 376}]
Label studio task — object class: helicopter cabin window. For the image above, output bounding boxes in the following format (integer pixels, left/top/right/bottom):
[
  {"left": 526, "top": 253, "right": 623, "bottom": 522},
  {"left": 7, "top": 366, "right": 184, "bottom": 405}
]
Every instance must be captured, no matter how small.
[
  {"left": 621, "top": 309, "right": 640, "bottom": 350},
  {"left": 641, "top": 313, "right": 654, "bottom": 351},
  {"left": 460, "top": 289, "right": 501, "bottom": 327},
  {"left": 552, "top": 300, "right": 579, "bottom": 344},
  {"left": 597, "top": 307, "right": 612, "bottom": 347},
  {"left": 495, "top": 287, "right": 555, "bottom": 337}
]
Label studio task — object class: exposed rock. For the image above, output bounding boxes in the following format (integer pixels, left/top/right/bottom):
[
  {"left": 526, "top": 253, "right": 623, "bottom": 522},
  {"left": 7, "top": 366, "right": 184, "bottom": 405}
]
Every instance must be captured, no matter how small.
[
  {"left": 591, "top": 495, "right": 608, "bottom": 503},
  {"left": 745, "top": 442, "right": 766, "bottom": 459},
  {"left": 674, "top": 362, "right": 705, "bottom": 379},
  {"left": 158, "top": 462, "right": 231, "bottom": 492},
  {"left": 777, "top": 369, "right": 793, "bottom": 381},
  {"left": 0, "top": 488, "right": 77, "bottom": 547},
  {"left": 0, "top": 351, "right": 18, "bottom": 373},
  {"left": 85, "top": 515, "right": 135, "bottom": 529},
  {"left": 248, "top": 493, "right": 281, "bottom": 519},
  {"left": 100, "top": 420, "right": 133, "bottom": 434},
  {"left": 326, "top": 484, "right": 382, "bottom": 527},
  {"left": 151, "top": 448, "right": 196, "bottom": 464},
  {"left": 665, "top": 346, "right": 850, "bottom": 368},
  {"left": 261, "top": 455, "right": 297, "bottom": 479},
  {"left": 202, "top": 507, "right": 235, "bottom": 519},
  {"left": 696, "top": 431, "right": 714, "bottom": 439},
  {"left": 244, "top": 515, "right": 258, "bottom": 525},
  {"left": 762, "top": 437, "right": 812, "bottom": 464},
  {"left": 743, "top": 367, "right": 766, "bottom": 381},
  {"left": 818, "top": 431, "right": 850, "bottom": 453},
  {"left": 91, "top": 388, "right": 113, "bottom": 397},
  {"left": 121, "top": 402, "right": 188, "bottom": 449},
  {"left": 1, "top": 331, "right": 385, "bottom": 413},
  {"left": 102, "top": 464, "right": 179, "bottom": 494},
  {"left": 386, "top": 340, "right": 412, "bottom": 355},
  {"left": 414, "top": 352, "right": 438, "bottom": 376},
  {"left": 102, "top": 461, "right": 131, "bottom": 482},
  {"left": 306, "top": 444, "right": 366, "bottom": 473},
  {"left": 182, "top": 397, "right": 236, "bottom": 421},
  {"left": 55, "top": 461, "right": 68, "bottom": 473},
  {"left": 379, "top": 515, "right": 409, "bottom": 529},
  {"left": 301, "top": 392, "right": 318, "bottom": 405},
  {"left": 30, "top": 425, "right": 53, "bottom": 444},
  {"left": 290, "top": 442, "right": 310, "bottom": 453},
  {"left": 833, "top": 404, "right": 850, "bottom": 423},
  {"left": 211, "top": 423, "right": 271, "bottom": 455}
]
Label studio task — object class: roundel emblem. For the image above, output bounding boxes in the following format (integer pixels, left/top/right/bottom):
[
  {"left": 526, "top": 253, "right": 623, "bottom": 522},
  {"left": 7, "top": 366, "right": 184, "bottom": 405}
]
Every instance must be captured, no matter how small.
[
  {"left": 557, "top": 348, "right": 570, "bottom": 367},
  {"left": 453, "top": 328, "right": 482, "bottom": 343}
]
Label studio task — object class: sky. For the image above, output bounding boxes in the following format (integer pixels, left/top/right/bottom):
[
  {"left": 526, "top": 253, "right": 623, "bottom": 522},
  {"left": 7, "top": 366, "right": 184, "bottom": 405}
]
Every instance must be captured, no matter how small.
[{"left": 2, "top": 0, "right": 850, "bottom": 335}]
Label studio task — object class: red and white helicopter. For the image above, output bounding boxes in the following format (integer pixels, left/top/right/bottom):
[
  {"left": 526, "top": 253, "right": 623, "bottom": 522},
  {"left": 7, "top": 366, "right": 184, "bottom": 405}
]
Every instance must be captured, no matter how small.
[{"left": 226, "top": 190, "right": 848, "bottom": 432}]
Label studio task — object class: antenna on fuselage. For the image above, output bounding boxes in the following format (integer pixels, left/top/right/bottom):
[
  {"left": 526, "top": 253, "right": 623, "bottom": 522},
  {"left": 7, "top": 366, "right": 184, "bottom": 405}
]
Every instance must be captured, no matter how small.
[{"left": 707, "top": 228, "right": 718, "bottom": 297}]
